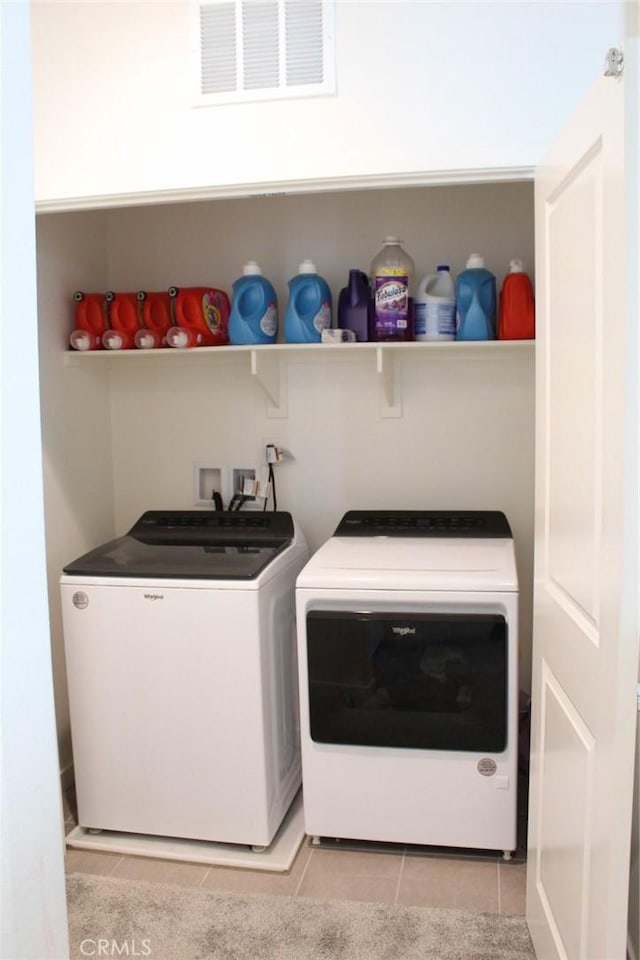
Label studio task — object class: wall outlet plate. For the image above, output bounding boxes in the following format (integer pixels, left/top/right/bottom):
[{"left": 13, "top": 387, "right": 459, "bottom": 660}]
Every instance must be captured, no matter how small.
[
  {"left": 193, "top": 464, "right": 224, "bottom": 506},
  {"left": 231, "top": 466, "right": 262, "bottom": 508},
  {"left": 193, "top": 463, "right": 267, "bottom": 510}
]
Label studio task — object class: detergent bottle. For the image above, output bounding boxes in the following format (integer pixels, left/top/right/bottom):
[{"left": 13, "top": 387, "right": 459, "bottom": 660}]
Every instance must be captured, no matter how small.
[
  {"left": 414, "top": 265, "right": 456, "bottom": 341},
  {"left": 228, "top": 261, "right": 278, "bottom": 345},
  {"left": 134, "top": 290, "right": 173, "bottom": 348},
  {"left": 455, "top": 254, "right": 497, "bottom": 341},
  {"left": 69, "top": 291, "right": 108, "bottom": 350},
  {"left": 370, "top": 236, "right": 414, "bottom": 341},
  {"left": 337, "top": 269, "right": 370, "bottom": 341},
  {"left": 498, "top": 259, "right": 535, "bottom": 340},
  {"left": 284, "top": 260, "right": 332, "bottom": 343},
  {"left": 166, "top": 286, "right": 230, "bottom": 347},
  {"left": 102, "top": 291, "right": 141, "bottom": 349}
]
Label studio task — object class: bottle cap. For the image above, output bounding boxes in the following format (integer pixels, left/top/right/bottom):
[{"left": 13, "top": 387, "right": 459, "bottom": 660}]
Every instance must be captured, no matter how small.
[
  {"left": 466, "top": 254, "right": 485, "bottom": 269},
  {"left": 134, "top": 329, "right": 159, "bottom": 349},
  {"left": 436, "top": 265, "right": 450, "bottom": 272},
  {"left": 383, "top": 236, "right": 401, "bottom": 245},
  {"left": 69, "top": 329, "right": 98, "bottom": 351},
  {"left": 102, "top": 330, "right": 125, "bottom": 350},
  {"left": 298, "top": 259, "right": 317, "bottom": 274},
  {"left": 243, "top": 261, "right": 262, "bottom": 276},
  {"left": 166, "top": 326, "right": 196, "bottom": 349},
  {"left": 509, "top": 258, "right": 524, "bottom": 273}
]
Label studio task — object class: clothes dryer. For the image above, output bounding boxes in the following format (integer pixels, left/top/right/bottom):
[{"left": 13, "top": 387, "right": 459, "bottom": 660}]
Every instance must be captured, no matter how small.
[
  {"left": 61, "top": 511, "right": 308, "bottom": 849},
  {"left": 295, "top": 510, "right": 519, "bottom": 857}
]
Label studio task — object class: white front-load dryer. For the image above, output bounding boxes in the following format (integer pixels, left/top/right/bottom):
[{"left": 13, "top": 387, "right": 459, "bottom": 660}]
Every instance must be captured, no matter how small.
[
  {"left": 295, "top": 510, "right": 519, "bottom": 857},
  {"left": 61, "top": 510, "right": 308, "bottom": 849}
]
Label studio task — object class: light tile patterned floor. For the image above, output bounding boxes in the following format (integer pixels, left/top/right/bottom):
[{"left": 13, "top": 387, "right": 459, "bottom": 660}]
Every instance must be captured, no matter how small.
[{"left": 63, "top": 786, "right": 528, "bottom": 916}]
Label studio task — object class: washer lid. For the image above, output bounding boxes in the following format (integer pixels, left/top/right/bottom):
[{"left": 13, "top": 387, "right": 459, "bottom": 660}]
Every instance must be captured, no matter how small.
[
  {"left": 297, "top": 535, "right": 518, "bottom": 592},
  {"left": 62, "top": 510, "right": 295, "bottom": 580}
]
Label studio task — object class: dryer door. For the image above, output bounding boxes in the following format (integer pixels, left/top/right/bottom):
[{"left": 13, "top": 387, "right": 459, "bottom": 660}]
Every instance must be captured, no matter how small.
[{"left": 306, "top": 610, "right": 508, "bottom": 753}]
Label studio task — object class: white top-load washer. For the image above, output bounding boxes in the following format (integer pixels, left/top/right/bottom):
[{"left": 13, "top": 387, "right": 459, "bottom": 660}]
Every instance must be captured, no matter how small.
[
  {"left": 61, "top": 510, "right": 308, "bottom": 849},
  {"left": 295, "top": 510, "right": 519, "bottom": 857}
]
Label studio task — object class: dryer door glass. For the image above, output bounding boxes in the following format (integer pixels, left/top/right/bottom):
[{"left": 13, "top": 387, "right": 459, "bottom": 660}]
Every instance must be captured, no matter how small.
[{"left": 306, "top": 611, "right": 507, "bottom": 752}]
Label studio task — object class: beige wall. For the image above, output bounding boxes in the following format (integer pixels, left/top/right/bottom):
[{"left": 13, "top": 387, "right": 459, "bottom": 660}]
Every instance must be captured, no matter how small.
[
  {"left": 38, "top": 180, "right": 535, "bottom": 771},
  {"left": 37, "top": 211, "right": 114, "bottom": 772},
  {"left": 31, "top": 0, "right": 623, "bottom": 207},
  {"left": 626, "top": 0, "right": 640, "bottom": 36}
]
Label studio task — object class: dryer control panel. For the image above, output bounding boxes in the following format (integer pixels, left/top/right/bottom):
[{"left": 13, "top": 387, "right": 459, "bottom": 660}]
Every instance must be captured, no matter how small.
[{"left": 334, "top": 510, "right": 512, "bottom": 538}]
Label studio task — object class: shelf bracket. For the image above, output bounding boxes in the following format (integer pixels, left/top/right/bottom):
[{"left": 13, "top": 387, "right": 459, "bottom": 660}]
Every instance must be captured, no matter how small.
[
  {"left": 376, "top": 347, "right": 401, "bottom": 418},
  {"left": 250, "top": 349, "right": 288, "bottom": 418}
]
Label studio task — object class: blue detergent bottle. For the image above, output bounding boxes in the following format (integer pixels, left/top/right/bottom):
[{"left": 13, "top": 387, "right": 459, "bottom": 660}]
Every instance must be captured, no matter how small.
[
  {"left": 455, "top": 254, "right": 497, "bottom": 340},
  {"left": 228, "top": 261, "right": 278, "bottom": 345},
  {"left": 284, "top": 260, "right": 332, "bottom": 343}
]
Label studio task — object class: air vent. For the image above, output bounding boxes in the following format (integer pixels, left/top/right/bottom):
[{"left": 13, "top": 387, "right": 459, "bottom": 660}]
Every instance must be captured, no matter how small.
[{"left": 195, "top": 0, "right": 335, "bottom": 105}]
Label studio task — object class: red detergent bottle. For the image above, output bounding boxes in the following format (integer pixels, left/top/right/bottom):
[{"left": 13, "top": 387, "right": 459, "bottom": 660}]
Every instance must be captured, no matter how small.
[
  {"left": 135, "top": 290, "right": 173, "bottom": 348},
  {"left": 102, "top": 291, "right": 140, "bottom": 349},
  {"left": 69, "top": 291, "right": 109, "bottom": 350},
  {"left": 498, "top": 259, "right": 535, "bottom": 340},
  {"left": 167, "top": 286, "right": 230, "bottom": 347}
]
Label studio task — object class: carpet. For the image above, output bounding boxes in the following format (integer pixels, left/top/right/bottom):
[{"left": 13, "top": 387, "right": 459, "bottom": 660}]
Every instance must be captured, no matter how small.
[{"left": 66, "top": 872, "right": 535, "bottom": 960}]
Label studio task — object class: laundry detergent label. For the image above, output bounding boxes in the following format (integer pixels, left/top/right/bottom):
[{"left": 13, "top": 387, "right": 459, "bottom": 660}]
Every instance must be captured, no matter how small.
[
  {"left": 374, "top": 271, "right": 409, "bottom": 336},
  {"left": 260, "top": 303, "right": 278, "bottom": 338},
  {"left": 313, "top": 301, "right": 332, "bottom": 334},
  {"left": 202, "top": 292, "right": 224, "bottom": 335}
]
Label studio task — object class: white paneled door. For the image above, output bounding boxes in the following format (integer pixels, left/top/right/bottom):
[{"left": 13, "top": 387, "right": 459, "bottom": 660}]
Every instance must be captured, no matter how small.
[{"left": 527, "top": 46, "right": 640, "bottom": 960}]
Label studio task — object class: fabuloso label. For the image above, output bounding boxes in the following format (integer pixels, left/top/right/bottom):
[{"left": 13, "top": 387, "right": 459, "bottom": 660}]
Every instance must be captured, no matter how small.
[{"left": 374, "top": 270, "right": 409, "bottom": 335}]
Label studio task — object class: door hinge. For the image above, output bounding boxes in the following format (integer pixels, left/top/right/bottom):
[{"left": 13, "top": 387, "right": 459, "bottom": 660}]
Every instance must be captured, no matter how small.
[{"left": 604, "top": 47, "right": 624, "bottom": 77}]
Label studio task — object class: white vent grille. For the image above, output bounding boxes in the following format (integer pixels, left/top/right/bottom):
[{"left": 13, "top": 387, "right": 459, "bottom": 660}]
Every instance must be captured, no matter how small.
[
  {"left": 200, "top": 2, "right": 237, "bottom": 95},
  {"left": 285, "top": 1, "right": 324, "bottom": 86},
  {"left": 243, "top": 1, "right": 280, "bottom": 90},
  {"left": 195, "top": 0, "right": 335, "bottom": 105}
]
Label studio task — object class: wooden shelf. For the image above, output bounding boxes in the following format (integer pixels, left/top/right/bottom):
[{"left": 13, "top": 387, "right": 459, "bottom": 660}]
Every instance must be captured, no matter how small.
[{"left": 64, "top": 340, "right": 535, "bottom": 418}]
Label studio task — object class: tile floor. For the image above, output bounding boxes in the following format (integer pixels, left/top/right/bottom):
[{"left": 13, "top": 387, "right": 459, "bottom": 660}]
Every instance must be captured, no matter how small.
[{"left": 63, "top": 781, "right": 529, "bottom": 917}]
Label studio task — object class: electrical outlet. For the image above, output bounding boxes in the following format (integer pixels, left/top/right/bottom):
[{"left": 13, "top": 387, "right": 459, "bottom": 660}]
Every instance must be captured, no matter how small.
[
  {"left": 262, "top": 439, "right": 289, "bottom": 463},
  {"left": 231, "top": 467, "right": 261, "bottom": 508},
  {"left": 232, "top": 467, "right": 255, "bottom": 494}
]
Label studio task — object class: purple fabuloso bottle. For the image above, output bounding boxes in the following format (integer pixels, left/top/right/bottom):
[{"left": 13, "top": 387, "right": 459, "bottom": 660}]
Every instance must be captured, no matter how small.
[{"left": 370, "top": 236, "right": 415, "bottom": 342}]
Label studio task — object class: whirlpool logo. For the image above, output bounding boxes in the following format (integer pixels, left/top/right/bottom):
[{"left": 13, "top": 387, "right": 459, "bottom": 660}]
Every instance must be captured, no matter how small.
[
  {"left": 144, "top": 593, "right": 164, "bottom": 601},
  {"left": 391, "top": 626, "right": 416, "bottom": 636}
]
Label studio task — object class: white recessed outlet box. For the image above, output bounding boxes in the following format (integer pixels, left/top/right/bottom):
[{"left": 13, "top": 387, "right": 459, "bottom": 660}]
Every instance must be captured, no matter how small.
[
  {"left": 193, "top": 464, "right": 265, "bottom": 509},
  {"left": 232, "top": 466, "right": 260, "bottom": 509},
  {"left": 193, "top": 464, "right": 225, "bottom": 507}
]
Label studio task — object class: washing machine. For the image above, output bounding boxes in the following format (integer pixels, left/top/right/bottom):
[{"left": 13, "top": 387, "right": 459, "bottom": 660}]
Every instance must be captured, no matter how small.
[
  {"left": 295, "top": 510, "right": 519, "bottom": 857},
  {"left": 60, "top": 510, "right": 308, "bottom": 849}
]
